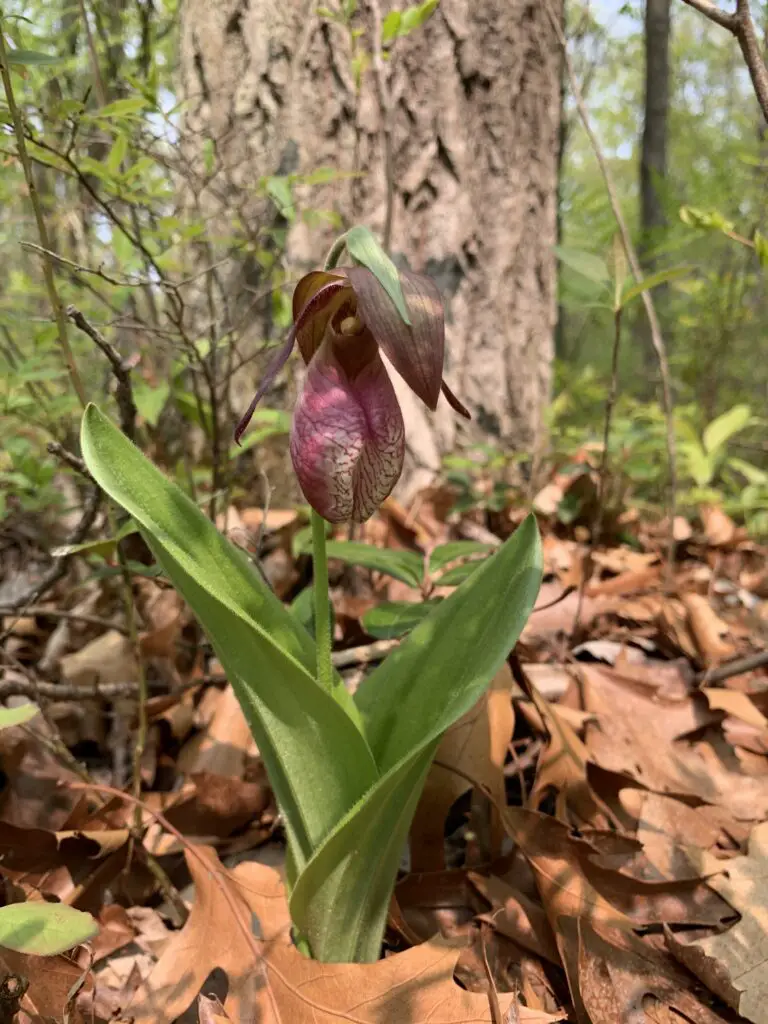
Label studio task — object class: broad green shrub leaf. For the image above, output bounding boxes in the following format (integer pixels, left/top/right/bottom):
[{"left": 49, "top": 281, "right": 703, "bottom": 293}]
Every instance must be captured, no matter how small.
[
  {"left": 323, "top": 541, "right": 424, "bottom": 587},
  {"left": 80, "top": 406, "right": 377, "bottom": 871},
  {"left": 0, "top": 704, "right": 38, "bottom": 730},
  {"left": 620, "top": 265, "right": 692, "bottom": 307},
  {"left": 428, "top": 540, "right": 494, "bottom": 574},
  {"left": 95, "top": 96, "right": 148, "bottom": 118},
  {"left": 703, "top": 405, "right": 752, "bottom": 456},
  {"left": 291, "top": 515, "right": 541, "bottom": 961},
  {"left": 0, "top": 903, "right": 97, "bottom": 955},
  {"left": 7, "top": 49, "right": 59, "bottom": 66},
  {"left": 346, "top": 225, "right": 411, "bottom": 325},
  {"left": 555, "top": 245, "right": 610, "bottom": 285},
  {"left": 362, "top": 600, "right": 439, "bottom": 639},
  {"left": 133, "top": 381, "right": 170, "bottom": 427}
]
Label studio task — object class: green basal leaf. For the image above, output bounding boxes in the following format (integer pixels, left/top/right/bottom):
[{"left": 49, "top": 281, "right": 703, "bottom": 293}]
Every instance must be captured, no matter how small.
[
  {"left": 345, "top": 225, "right": 411, "bottom": 326},
  {"left": 0, "top": 703, "right": 39, "bottom": 730},
  {"left": 436, "top": 558, "right": 486, "bottom": 585},
  {"left": 324, "top": 541, "right": 424, "bottom": 588},
  {"left": 428, "top": 540, "right": 495, "bottom": 574},
  {"left": 361, "top": 599, "right": 439, "bottom": 640},
  {"left": 80, "top": 406, "right": 377, "bottom": 872},
  {"left": 291, "top": 514, "right": 541, "bottom": 961},
  {"left": 358, "top": 513, "right": 541, "bottom": 770},
  {"left": 0, "top": 902, "right": 97, "bottom": 955}
]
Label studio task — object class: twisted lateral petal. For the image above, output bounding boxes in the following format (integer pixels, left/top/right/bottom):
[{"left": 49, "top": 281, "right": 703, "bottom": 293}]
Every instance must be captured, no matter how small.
[
  {"left": 290, "top": 339, "right": 405, "bottom": 523},
  {"left": 293, "top": 272, "right": 350, "bottom": 364},
  {"left": 348, "top": 266, "right": 444, "bottom": 410}
]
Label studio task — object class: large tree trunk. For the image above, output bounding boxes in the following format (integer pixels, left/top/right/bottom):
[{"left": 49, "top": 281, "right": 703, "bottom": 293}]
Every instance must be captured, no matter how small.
[{"left": 178, "top": 0, "right": 562, "bottom": 500}]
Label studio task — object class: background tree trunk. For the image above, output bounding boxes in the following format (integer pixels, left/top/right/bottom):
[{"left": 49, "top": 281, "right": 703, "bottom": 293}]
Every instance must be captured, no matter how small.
[
  {"left": 178, "top": 0, "right": 562, "bottom": 500},
  {"left": 640, "top": 0, "right": 671, "bottom": 261}
]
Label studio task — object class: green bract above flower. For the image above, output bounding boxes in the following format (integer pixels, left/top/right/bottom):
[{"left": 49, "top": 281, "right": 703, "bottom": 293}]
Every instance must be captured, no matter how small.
[{"left": 235, "top": 266, "right": 470, "bottom": 523}]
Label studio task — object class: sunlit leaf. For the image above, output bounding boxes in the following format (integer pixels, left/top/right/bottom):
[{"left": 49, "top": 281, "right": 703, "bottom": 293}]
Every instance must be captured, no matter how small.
[{"left": 0, "top": 903, "right": 97, "bottom": 955}]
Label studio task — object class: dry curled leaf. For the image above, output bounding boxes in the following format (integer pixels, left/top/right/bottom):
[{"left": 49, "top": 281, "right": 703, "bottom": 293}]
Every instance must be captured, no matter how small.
[
  {"left": 127, "top": 845, "right": 561, "bottom": 1024},
  {"left": 666, "top": 820, "right": 768, "bottom": 1024}
]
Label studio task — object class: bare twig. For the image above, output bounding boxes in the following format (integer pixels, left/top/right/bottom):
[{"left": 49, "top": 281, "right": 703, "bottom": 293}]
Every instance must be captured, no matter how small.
[
  {"left": 77, "top": 0, "right": 108, "bottom": 106},
  {"left": 0, "top": 24, "right": 87, "bottom": 407},
  {"left": 694, "top": 648, "right": 768, "bottom": 686},
  {"left": 0, "top": 673, "right": 202, "bottom": 703},
  {"left": 368, "top": 0, "right": 395, "bottom": 250},
  {"left": 680, "top": 0, "right": 768, "bottom": 121},
  {"left": 67, "top": 305, "right": 137, "bottom": 441},
  {"left": 47, "top": 440, "right": 91, "bottom": 478},
  {"left": 68, "top": 781, "right": 261, "bottom": 960},
  {"left": 544, "top": 0, "right": 678, "bottom": 580},
  {"left": 0, "top": 605, "right": 128, "bottom": 634},
  {"left": 0, "top": 487, "right": 101, "bottom": 623}
]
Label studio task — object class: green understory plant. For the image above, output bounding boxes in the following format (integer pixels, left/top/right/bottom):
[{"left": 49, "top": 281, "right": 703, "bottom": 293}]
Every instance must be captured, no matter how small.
[{"left": 80, "top": 227, "right": 542, "bottom": 964}]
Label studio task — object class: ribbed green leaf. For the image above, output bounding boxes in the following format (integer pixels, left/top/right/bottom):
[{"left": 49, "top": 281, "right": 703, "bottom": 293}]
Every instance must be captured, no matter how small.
[
  {"left": 323, "top": 541, "right": 424, "bottom": 587},
  {"left": 358, "top": 514, "right": 541, "bottom": 771},
  {"left": 291, "top": 515, "right": 541, "bottom": 961},
  {"left": 362, "top": 599, "right": 439, "bottom": 639},
  {"left": 80, "top": 406, "right": 377, "bottom": 870}
]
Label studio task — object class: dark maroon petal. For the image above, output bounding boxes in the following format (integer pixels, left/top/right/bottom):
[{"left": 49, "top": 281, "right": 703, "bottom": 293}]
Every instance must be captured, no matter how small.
[
  {"left": 233, "top": 324, "right": 298, "bottom": 444},
  {"left": 292, "top": 273, "right": 350, "bottom": 364},
  {"left": 441, "top": 380, "right": 471, "bottom": 419},
  {"left": 347, "top": 266, "right": 444, "bottom": 411},
  {"left": 290, "top": 338, "right": 405, "bottom": 523}
]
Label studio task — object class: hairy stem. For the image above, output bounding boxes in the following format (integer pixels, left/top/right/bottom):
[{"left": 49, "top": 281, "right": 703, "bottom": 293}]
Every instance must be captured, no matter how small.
[{"left": 311, "top": 510, "right": 334, "bottom": 692}]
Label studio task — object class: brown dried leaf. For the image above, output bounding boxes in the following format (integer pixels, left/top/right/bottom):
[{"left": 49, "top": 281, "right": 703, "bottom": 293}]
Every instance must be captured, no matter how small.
[
  {"left": 128, "top": 846, "right": 557, "bottom": 1024},
  {"left": 701, "top": 505, "right": 737, "bottom": 548},
  {"left": 410, "top": 665, "right": 515, "bottom": 871},
  {"left": 666, "top": 820, "right": 768, "bottom": 1024},
  {"left": 574, "top": 918, "right": 728, "bottom": 1024},
  {"left": 681, "top": 593, "right": 736, "bottom": 665},
  {"left": 701, "top": 688, "right": 768, "bottom": 730}
]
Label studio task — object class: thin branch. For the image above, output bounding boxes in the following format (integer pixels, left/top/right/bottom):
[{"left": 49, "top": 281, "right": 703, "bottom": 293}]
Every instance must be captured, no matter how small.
[
  {"left": 680, "top": 0, "right": 737, "bottom": 30},
  {"left": 0, "top": 25, "right": 87, "bottom": 407},
  {"left": 680, "top": 0, "right": 768, "bottom": 122},
  {"left": 67, "top": 305, "right": 137, "bottom": 441},
  {"left": 0, "top": 487, "right": 101, "bottom": 622},
  {"left": 0, "top": 674, "right": 201, "bottom": 702},
  {"left": 544, "top": 0, "right": 679, "bottom": 580},
  {"left": 368, "top": 0, "right": 395, "bottom": 250},
  {"left": 0, "top": 605, "right": 129, "bottom": 635}
]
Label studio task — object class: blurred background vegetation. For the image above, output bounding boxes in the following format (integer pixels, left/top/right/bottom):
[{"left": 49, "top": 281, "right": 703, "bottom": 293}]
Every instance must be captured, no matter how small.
[{"left": 0, "top": 0, "right": 766, "bottom": 549}]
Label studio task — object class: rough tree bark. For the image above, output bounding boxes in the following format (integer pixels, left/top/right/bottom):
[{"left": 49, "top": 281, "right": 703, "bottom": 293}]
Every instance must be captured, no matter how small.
[
  {"left": 641, "top": 0, "right": 671, "bottom": 256},
  {"left": 178, "top": 0, "right": 562, "bottom": 499}
]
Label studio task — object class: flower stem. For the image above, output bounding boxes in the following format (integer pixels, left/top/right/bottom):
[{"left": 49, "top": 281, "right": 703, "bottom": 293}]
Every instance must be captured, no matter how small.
[
  {"left": 323, "top": 233, "right": 348, "bottom": 272},
  {"left": 311, "top": 510, "right": 334, "bottom": 691}
]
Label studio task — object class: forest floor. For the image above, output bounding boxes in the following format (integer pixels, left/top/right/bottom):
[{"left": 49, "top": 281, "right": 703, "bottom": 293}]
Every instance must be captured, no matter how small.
[{"left": 0, "top": 461, "right": 767, "bottom": 1023}]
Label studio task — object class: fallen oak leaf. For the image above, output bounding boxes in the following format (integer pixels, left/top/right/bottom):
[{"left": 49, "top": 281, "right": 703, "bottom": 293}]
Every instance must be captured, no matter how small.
[
  {"left": 410, "top": 665, "right": 515, "bottom": 871},
  {"left": 573, "top": 916, "right": 728, "bottom": 1024},
  {"left": 129, "top": 845, "right": 562, "bottom": 1024},
  {"left": 665, "top": 820, "right": 768, "bottom": 1024}
]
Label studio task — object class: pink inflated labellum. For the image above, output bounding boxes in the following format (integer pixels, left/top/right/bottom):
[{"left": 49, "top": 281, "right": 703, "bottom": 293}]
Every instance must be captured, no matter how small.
[{"left": 290, "top": 336, "right": 405, "bottom": 523}]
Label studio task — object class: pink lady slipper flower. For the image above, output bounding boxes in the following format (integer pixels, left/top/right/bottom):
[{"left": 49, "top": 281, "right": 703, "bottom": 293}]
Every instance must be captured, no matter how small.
[{"left": 235, "top": 265, "right": 469, "bottom": 523}]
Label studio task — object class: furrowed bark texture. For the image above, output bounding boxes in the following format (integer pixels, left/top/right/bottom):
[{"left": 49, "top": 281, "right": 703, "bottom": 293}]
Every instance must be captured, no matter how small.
[{"left": 178, "top": 0, "right": 562, "bottom": 497}]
